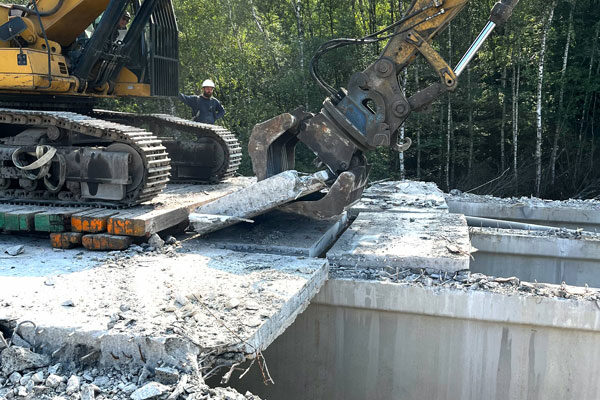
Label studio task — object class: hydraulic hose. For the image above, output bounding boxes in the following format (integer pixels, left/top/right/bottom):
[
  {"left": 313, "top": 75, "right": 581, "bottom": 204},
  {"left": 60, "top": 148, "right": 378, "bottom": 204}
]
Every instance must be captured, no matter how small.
[{"left": 11, "top": 0, "right": 64, "bottom": 17}]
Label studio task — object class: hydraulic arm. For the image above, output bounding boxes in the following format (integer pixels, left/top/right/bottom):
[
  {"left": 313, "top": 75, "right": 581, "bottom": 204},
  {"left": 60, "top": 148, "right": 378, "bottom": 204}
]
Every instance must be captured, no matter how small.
[{"left": 249, "top": 0, "right": 520, "bottom": 219}]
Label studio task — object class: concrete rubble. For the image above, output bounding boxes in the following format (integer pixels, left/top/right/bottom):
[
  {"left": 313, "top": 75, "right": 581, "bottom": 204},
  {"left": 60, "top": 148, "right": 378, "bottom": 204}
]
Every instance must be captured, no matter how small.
[
  {"left": 0, "top": 345, "right": 261, "bottom": 399},
  {"left": 350, "top": 180, "right": 448, "bottom": 216},
  {"left": 329, "top": 264, "right": 600, "bottom": 301}
]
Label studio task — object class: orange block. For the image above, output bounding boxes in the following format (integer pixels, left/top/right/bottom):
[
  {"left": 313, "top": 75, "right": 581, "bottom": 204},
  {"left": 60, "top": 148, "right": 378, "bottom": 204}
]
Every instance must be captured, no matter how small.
[
  {"left": 82, "top": 234, "right": 133, "bottom": 251},
  {"left": 71, "top": 216, "right": 106, "bottom": 233},
  {"left": 50, "top": 232, "right": 83, "bottom": 249},
  {"left": 107, "top": 217, "right": 145, "bottom": 237}
]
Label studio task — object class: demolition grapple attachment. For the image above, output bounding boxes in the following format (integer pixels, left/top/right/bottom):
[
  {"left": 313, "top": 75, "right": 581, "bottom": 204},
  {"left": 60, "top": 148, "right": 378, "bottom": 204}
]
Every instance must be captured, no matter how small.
[{"left": 249, "top": 0, "right": 520, "bottom": 219}]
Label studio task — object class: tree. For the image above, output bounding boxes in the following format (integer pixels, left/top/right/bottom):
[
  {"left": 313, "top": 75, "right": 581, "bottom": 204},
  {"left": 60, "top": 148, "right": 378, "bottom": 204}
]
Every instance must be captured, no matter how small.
[{"left": 534, "top": 0, "right": 557, "bottom": 196}]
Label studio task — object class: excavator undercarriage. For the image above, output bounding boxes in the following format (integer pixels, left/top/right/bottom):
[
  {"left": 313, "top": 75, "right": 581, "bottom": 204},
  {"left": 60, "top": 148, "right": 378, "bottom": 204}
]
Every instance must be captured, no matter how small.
[{"left": 0, "top": 107, "right": 241, "bottom": 207}]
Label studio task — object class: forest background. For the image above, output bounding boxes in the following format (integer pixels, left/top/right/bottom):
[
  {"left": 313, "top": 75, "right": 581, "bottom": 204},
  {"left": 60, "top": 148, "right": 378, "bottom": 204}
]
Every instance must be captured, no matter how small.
[{"left": 113, "top": 0, "right": 600, "bottom": 200}]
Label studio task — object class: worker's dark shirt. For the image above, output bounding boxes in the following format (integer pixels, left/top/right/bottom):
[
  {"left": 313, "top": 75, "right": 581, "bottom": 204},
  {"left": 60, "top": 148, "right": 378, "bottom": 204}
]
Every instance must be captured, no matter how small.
[{"left": 178, "top": 93, "right": 225, "bottom": 124}]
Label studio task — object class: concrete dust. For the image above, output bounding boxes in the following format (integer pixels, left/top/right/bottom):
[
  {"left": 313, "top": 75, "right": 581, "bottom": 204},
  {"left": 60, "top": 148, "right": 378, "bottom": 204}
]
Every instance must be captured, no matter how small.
[
  {"left": 143, "top": 178, "right": 254, "bottom": 210},
  {"left": 0, "top": 234, "right": 107, "bottom": 277}
]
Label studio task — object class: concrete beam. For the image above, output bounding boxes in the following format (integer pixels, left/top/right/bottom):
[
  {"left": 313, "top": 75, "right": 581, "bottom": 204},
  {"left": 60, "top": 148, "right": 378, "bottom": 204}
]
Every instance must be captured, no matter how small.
[
  {"left": 201, "top": 210, "right": 349, "bottom": 257},
  {"left": 447, "top": 194, "right": 600, "bottom": 232},
  {"left": 469, "top": 227, "right": 600, "bottom": 287},
  {"left": 327, "top": 212, "right": 471, "bottom": 273},
  {"left": 190, "top": 171, "right": 328, "bottom": 235},
  {"left": 234, "top": 278, "right": 600, "bottom": 400}
]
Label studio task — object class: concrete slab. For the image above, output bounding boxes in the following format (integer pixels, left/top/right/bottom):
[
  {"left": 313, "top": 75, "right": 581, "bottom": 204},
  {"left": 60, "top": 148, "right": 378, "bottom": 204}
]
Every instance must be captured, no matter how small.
[
  {"left": 446, "top": 192, "right": 600, "bottom": 232},
  {"left": 469, "top": 227, "right": 600, "bottom": 288},
  {"left": 327, "top": 211, "right": 471, "bottom": 273},
  {"left": 350, "top": 180, "right": 448, "bottom": 216},
  {"left": 0, "top": 241, "right": 328, "bottom": 373},
  {"left": 190, "top": 171, "right": 328, "bottom": 235},
  {"left": 201, "top": 210, "right": 349, "bottom": 257}
]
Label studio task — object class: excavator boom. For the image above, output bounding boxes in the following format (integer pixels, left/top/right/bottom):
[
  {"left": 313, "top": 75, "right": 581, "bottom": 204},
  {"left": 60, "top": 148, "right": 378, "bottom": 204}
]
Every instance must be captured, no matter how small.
[{"left": 249, "top": 0, "right": 520, "bottom": 219}]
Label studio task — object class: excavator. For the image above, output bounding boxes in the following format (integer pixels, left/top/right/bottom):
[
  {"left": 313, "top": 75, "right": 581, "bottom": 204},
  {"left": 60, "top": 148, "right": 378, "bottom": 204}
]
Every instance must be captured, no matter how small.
[
  {"left": 0, "top": 0, "right": 241, "bottom": 207},
  {"left": 0, "top": 0, "right": 518, "bottom": 215},
  {"left": 249, "top": 0, "right": 520, "bottom": 219}
]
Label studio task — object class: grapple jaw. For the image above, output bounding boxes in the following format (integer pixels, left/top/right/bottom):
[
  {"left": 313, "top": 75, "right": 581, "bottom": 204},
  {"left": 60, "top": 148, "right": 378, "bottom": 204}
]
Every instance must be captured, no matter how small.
[{"left": 249, "top": 107, "right": 370, "bottom": 219}]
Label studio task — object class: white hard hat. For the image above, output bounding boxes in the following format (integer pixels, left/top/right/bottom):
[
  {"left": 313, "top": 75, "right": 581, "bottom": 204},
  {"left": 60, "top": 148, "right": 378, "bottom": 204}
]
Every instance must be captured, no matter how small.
[{"left": 202, "top": 79, "right": 215, "bottom": 88}]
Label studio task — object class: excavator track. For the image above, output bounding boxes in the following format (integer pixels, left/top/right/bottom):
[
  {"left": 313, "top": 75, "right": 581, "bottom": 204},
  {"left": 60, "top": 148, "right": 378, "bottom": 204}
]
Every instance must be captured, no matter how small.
[
  {"left": 92, "top": 110, "right": 242, "bottom": 183},
  {"left": 0, "top": 108, "right": 171, "bottom": 207}
]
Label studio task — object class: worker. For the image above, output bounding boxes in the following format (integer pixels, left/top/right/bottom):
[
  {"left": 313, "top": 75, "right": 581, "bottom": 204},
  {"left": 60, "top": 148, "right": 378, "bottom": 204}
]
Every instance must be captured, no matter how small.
[
  {"left": 115, "top": 11, "right": 130, "bottom": 42},
  {"left": 178, "top": 80, "right": 225, "bottom": 124}
]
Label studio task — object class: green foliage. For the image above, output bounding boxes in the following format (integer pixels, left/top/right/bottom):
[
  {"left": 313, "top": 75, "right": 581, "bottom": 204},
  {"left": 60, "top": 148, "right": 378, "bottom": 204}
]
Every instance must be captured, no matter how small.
[{"left": 113, "top": 0, "right": 600, "bottom": 198}]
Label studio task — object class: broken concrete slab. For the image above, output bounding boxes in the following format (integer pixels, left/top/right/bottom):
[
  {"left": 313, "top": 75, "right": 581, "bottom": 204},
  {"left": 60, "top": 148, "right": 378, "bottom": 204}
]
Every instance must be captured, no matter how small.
[
  {"left": 0, "top": 242, "right": 328, "bottom": 373},
  {"left": 0, "top": 346, "right": 50, "bottom": 375},
  {"left": 201, "top": 210, "right": 349, "bottom": 257},
  {"left": 350, "top": 180, "right": 448, "bottom": 217},
  {"left": 327, "top": 212, "right": 471, "bottom": 273},
  {"left": 190, "top": 170, "right": 329, "bottom": 235}
]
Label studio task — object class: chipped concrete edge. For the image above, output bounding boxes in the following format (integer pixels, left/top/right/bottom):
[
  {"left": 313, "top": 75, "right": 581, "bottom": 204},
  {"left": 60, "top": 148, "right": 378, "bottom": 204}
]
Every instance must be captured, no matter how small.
[
  {"left": 16, "top": 326, "right": 200, "bottom": 372},
  {"left": 233, "top": 260, "right": 329, "bottom": 356},
  {"left": 313, "top": 279, "right": 600, "bottom": 333}
]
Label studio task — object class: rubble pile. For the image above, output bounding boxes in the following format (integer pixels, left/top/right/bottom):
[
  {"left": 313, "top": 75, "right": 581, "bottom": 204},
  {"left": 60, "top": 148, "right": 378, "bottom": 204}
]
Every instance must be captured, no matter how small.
[
  {"left": 331, "top": 266, "right": 600, "bottom": 301},
  {"left": 0, "top": 344, "right": 261, "bottom": 400},
  {"left": 447, "top": 190, "right": 600, "bottom": 210},
  {"left": 469, "top": 226, "right": 598, "bottom": 241}
]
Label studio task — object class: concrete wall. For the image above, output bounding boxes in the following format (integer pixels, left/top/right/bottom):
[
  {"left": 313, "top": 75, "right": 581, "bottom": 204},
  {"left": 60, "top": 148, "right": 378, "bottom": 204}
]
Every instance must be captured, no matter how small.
[
  {"left": 470, "top": 229, "right": 600, "bottom": 288},
  {"left": 233, "top": 279, "right": 600, "bottom": 400},
  {"left": 446, "top": 199, "right": 600, "bottom": 232}
]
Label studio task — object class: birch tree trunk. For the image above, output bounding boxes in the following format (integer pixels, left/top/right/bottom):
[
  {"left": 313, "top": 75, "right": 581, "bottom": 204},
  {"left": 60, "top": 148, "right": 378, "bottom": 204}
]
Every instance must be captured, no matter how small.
[
  {"left": 415, "top": 62, "right": 421, "bottom": 180},
  {"left": 398, "top": 0, "right": 406, "bottom": 179},
  {"left": 590, "top": 94, "right": 597, "bottom": 171},
  {"left": 550, "top": 0, "right": 574, "bottom": 185},
  {"left": 446, "top": 23, "right": 452, "bottom": 191},
  {"left": 439, "top": 103, "right": 444, "bottom": 185},
  {"left": 399, "top": 69, "right": 407, "bottom": 179},
  {"left": 534, "top": 0, "right": 556, "bottom": 197},
  {"left": 226, "top": 0, "right": 242, "bottom": 52},
  {"left": 500, "top": 66, "right": 507, "bottom": 172},
  {"left": 467, "top": 64, "right": 474, "bottom": 176},
  {"left": 290, "top": 0, "right": 306, "bottom": 107},
  {"left": 512, "top": 60, "right": 521, "bottom": 194}
]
